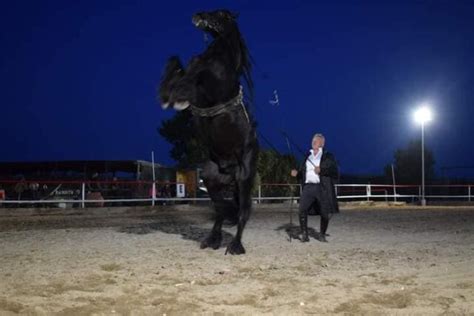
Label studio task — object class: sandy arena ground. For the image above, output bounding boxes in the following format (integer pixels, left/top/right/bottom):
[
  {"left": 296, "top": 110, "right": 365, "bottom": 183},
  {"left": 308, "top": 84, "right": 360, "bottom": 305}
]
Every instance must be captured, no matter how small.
[{"left": 0, "top": 204, "right": 473, "bottom": 315}]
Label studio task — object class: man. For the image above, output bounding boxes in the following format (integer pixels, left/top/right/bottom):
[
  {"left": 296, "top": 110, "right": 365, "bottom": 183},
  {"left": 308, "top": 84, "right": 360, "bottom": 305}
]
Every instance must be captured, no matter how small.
[{"left": 291, "top": 133, "right": 339, "bottom": 242}]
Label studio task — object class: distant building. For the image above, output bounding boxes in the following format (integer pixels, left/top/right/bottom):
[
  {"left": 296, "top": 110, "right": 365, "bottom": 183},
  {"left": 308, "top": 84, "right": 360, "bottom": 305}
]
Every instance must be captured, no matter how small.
[{"left": 0, "top": 160, "right": 201, "bottom": 202}]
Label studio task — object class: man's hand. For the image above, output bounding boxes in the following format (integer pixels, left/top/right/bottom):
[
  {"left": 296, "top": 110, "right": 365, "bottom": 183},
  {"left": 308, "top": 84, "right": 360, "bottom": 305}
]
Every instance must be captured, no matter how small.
[
  {"left": 290, "top": 169, "right": 298, "bottom": 177},
  {"left": 314, "top": 167, "right": 321, "bottom": 174}
]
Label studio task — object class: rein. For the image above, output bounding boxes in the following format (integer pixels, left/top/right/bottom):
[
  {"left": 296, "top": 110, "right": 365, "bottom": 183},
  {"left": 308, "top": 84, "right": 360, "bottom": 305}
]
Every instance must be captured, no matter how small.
[{"left": 190, "top": 86, "right": 250, "bottom": 123}]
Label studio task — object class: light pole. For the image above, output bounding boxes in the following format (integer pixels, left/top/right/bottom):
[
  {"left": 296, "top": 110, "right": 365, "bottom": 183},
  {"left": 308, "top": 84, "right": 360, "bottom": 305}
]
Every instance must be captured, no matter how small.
[{"left": 413, "top": 105, "right": 432, "bottom": 206}]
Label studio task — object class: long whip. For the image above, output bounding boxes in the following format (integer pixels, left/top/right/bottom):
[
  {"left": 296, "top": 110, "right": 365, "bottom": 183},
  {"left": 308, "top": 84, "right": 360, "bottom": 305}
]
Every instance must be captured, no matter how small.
[{"left": 283, "top": 133, "right": 296, "bottom": 242}]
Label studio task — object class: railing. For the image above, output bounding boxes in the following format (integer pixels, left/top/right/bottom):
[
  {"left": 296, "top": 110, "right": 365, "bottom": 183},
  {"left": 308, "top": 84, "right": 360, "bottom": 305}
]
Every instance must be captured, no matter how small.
[
  {"left": 0, "top": 179, "right": 162, "bottom": 207},
  {"left": 0, "top": 180, "right": 473, "bottom": 207},
  {"left": 329, "top": 184, "right": 472, "bottom": 202}
]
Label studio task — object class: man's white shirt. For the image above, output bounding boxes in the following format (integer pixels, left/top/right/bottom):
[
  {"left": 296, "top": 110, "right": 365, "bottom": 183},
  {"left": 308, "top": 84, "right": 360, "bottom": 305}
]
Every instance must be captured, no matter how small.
[{"left": 305, "top": 148, "right": 323, "bottom": 184}]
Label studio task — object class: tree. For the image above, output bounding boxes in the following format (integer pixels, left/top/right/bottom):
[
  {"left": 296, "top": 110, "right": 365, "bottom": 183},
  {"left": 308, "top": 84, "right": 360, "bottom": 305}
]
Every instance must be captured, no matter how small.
[
  {"left": 257, "top": 149, "right": 297, "bottom": 197},
  {"left": 158, "top": 111, "right": 298, "bottom": 196},
  {"left": 384, "top": 139, "right": 435, "bottom": 184},
  {"left": 158, "top": 110, "right": 208, "bottom": 168}
]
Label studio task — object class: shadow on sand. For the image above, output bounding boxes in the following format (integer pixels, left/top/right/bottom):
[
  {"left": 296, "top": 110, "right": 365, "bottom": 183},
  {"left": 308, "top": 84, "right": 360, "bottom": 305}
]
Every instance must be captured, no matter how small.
[
  {"left": 275, "top": 223, "right": 328, "bottom": 242},
  {"left": 117, "top": 213, "right": 235, "bottom": 248}
]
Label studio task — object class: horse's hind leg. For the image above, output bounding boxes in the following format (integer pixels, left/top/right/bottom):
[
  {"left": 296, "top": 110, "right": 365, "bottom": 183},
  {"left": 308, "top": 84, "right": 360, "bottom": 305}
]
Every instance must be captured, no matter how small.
[
  {"left": 201, "top": 188, "right": 236, "bottom": 250},
  {"left": 226, "top": 147, "right": 257, "bottom": 255},
  {"left": 200, "top": 163, "right": 234, "bottom": 250},
  {"left": 225, "top": 177, "right": 252, "bottom": 255},
  {"left": 200, "top": 210, "right": 224, "bottom": 250}
]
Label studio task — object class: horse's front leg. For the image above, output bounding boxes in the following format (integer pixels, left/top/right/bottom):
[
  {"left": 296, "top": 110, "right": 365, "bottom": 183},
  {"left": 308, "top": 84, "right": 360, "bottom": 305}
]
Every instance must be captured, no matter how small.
[{"left": 159, "top": 56, "right": 184, "bottom": 108}]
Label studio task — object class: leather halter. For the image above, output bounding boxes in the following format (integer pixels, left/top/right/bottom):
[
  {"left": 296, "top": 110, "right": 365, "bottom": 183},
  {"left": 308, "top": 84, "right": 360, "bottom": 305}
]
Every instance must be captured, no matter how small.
[{"left": 190, "top": 86, "right": 249, "bottom": 123}]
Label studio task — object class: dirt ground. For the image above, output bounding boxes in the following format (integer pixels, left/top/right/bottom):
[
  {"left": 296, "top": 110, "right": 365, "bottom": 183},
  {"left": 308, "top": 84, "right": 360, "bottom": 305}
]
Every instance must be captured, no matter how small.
[{"left": 0, "top": 204, "right": 473, "bottom": 315}]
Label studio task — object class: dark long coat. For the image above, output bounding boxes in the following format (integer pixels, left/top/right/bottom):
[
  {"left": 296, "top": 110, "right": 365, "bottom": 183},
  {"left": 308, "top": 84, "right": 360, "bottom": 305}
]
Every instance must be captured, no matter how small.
[{"left": 297, "top": 149, "right": 340, "bottom": 217}]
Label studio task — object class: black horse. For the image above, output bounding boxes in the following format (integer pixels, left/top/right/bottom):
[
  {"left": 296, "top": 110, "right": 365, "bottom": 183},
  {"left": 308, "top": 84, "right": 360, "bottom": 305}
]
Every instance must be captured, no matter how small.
[{"left": 158, "top": 10, "right": 258, "bottom": 255}]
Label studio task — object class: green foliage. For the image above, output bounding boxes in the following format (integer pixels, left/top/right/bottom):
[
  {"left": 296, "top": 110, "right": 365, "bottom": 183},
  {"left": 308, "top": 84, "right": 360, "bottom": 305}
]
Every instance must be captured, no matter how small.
[
  {"left": 384, "top": 139, "right": 435, "bottom": 184},
  {"left": 159, "top": 111, "right": 299, "bottom": 198},
  {"left": 158, "top": 111, "right": 208, "bottom": 168},
  {"left": 257, "top": 149, "right": 298, "bottom": 197}
]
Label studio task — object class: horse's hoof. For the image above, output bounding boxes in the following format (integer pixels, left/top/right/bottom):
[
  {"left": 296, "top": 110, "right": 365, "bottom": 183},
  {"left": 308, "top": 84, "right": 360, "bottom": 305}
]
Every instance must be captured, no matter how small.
[
  {"left": 225, "top": 240, "right": 246, "bottom": 255},
  {"left": 200, "top": 233, "right": 222, "bottom": 250}
]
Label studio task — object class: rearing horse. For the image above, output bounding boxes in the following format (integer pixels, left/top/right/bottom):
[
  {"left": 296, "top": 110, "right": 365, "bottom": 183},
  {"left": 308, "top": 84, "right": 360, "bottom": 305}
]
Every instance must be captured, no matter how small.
[{"left": 158, "top": 10, "right": 258, "bottom": 255}]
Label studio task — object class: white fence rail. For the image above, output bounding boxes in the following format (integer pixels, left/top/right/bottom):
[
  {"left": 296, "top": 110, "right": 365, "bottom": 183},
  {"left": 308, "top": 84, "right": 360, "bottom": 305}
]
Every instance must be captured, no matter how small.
[{"left": 0, "top": 181, "right": 473, "bottom": 207}]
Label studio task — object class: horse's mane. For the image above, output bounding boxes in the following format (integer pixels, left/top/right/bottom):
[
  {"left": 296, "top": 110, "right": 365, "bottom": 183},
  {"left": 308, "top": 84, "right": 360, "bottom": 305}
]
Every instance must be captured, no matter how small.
[
  {"left": 210, "top": 13, "right": 253, "bottom": 102},
  {"left": 229, "top": 28, "right": 253, "bottom": 101}
]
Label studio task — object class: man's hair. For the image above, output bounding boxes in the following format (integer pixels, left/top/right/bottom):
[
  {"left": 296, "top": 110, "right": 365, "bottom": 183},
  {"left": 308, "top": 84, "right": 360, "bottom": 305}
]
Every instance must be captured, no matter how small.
[{"left": 312, "top": 133, "right": 325, "bottom": 143}]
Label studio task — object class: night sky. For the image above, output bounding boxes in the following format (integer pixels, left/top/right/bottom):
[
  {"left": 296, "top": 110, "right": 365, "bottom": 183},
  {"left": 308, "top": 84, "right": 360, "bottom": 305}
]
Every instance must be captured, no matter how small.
[{"left": 2, "top": 1, "right": 473, "bottom": 177}]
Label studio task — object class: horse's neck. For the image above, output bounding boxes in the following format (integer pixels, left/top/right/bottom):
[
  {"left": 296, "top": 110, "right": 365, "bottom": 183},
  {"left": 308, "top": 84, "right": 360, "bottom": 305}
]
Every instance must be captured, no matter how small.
[
  {"left": 187, "top": 34, "right": 243, "bottom": 105},
  {"left": 204, "top": 35, "right": 241, "bottom": 67}
]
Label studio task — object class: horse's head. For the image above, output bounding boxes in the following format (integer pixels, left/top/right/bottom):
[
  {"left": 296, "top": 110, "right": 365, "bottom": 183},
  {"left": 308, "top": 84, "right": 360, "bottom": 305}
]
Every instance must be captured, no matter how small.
[
  {"left": 192, "top": 10, "right": 239, "bottom": 38},
  {"left": 192, "top": 9, "right": 253, "bottom": 100},
  {"left": 159, "top": 9, "right": 252, "bottom": 112}
]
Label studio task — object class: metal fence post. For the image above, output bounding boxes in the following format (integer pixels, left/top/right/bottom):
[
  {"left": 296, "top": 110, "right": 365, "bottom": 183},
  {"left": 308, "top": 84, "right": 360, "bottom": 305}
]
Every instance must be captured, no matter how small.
[
  {"left": 469, "top": 186, "right": 471, "bottom": 202},
  {"left": 366, "top": 185, "right": 371, "bottom": 201},
  {"left": 152, "top": 182, "right": 156, "bottom": 206},
  {"left": 81, "top": 182, "right": 85, "bottom": 209},
  {"left": 258, "top": 185, "right": 261, "bottom": 204}
]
